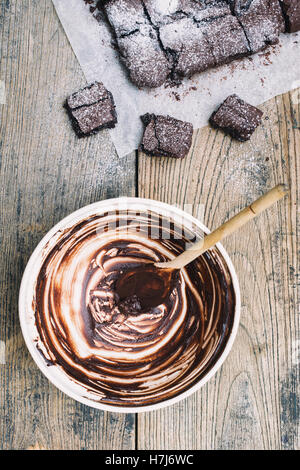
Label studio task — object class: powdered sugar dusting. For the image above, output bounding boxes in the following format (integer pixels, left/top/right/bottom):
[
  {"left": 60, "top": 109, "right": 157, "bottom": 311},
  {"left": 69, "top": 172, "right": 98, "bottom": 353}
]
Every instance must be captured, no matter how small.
[
  {"left": 99, "top": 0, "right": 287, "bottom": 87},
  {"left": 210, "top": 94, "right": 263, "bottom": 141},
  {"left": 67, "top": 82, "right": 109, "bottom": 108},
  {"left": 149, "top": 0, "right": 179, "bottom": 16},
  {"left": 222, "top": 145, "right": 271, "bottom": 200}
]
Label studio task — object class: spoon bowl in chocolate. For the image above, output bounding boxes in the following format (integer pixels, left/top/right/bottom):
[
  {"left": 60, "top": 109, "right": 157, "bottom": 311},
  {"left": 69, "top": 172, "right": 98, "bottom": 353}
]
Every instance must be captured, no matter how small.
[
  {"left": 19, "top": 195, "right": 242, "bottom": 411},
  {"left": 19, "top": 190, "right": 286, "bottom": 411},
  {"left": 116, "top": 185, "right": 288, "bottom": 310},
  {"left": 116, "top": 264, "right": 178, "bottom": 310}
]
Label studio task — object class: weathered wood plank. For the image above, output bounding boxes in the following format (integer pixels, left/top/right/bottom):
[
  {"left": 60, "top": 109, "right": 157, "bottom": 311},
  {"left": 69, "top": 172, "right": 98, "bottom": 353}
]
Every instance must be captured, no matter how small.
[
  {"left": 137, "top": 91, "right": 299, "bottom": 450},
  {"left": 0, "top": 0, "right": 136, "bottom": 450},
  {"left": 1, "top": 0, "right": 298, "bottom": 451}
]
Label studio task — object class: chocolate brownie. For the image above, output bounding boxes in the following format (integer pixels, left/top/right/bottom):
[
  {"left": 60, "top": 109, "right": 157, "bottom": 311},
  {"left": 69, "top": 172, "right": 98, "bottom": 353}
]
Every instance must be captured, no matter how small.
[
  {"left": 84, "top": 0, "right": 291, "bottom": 89},
  {"left": 140, "top": 113, "right": 193, "bottom": 159},
  {"left": 65, "top": 81, "right": 117, "bottom": 137},
  {"left": 102, "top": 0, "right": 170, "bottom": 88},
  {"left": 279, "top": 0, "right": 300, "bottom": 32},
  {"left": 209, "top": 94, "right": 263, "bottom": 141},
  {"left": 159, "top": 2, "right": 248, "bottom": 78},
  {"left": 228, "top": 0, "right": 285, "bottom": 53},
  {"left": 117, "top": 27, "right": 171, "bottom": 88},
  {"left": 142, "top": 0, "right": 231, "bottom": 26},
  {"left": 159, "top": 17, "right": 216, "bottom": 77},
  {"left": 103, "top": 0, "right": 148, "bottom": 36},
  {"left": 205, "top": 14, "right": 250, "bottom": 66},
  {"left": 142, "top": 0, "right": 188, "bottom": 27}
]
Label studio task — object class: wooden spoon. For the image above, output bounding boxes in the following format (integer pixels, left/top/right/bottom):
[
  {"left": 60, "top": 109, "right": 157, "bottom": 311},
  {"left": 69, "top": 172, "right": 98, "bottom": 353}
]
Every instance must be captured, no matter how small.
[{"left": 116, "top": 184, "right": 288, "bottom": 309}]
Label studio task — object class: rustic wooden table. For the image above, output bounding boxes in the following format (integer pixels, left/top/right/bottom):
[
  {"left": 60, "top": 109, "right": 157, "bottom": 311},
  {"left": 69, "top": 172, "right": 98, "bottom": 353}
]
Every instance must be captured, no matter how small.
[{"left": 0, "top": 1, "right": 299, "bottom": 450}]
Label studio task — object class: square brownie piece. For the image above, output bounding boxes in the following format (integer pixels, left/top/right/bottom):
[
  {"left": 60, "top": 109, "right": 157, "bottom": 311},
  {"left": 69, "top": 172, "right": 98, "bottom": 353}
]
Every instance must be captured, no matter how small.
[
  {"left": 209, "top": 94, "right": 263, "bottom": 141},
  {"left": 228, "top": 0, "right": 285, "bottom": 53},
  {"left": 103, "top": 0, "right": 170, "bottom": 88},
  {"left": 192, "top": 0, "right": 232, "bottom": 22},
  {"left": 279, "top": 0, "right": 300, "bottom": 32},
  {"left": 142, "top": 0, "right": 230, "bottom": 26},
  {"left": 142, "top": 0, "right": 187, "bottom": 27},
  {"left": 65, "top": 82, "right": 117, "bottom": 137},
  {"left": 158, "top": 2, "right": 247, "bottom": 77},
  {"left": 205, "top": 14, "right": 250, "bottom": 66},
  {"left": 103, "top": 0, "right": 148, "bottom": 37},
  {"left": 140, "top": 113, "right": 193, "bottom": 159},
  {"left": 117, "top": 27, "right": 171, "bottom": 88},
  {"left": 159, "top": 17, "right": 216, "bottom": 77}
]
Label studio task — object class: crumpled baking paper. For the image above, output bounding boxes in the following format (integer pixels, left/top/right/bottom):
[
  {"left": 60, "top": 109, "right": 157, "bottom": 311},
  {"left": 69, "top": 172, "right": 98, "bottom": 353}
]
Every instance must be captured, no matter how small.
[{"left": 52, "top": 0, "right": 300, "bottom": 158}]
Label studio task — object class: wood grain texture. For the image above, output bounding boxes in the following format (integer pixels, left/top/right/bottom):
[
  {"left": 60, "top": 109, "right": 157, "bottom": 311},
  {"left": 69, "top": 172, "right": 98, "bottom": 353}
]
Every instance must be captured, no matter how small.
[
  {"left": 0, "top": 0, "right": 136, "bottom": 450},
  {"left": 137, "top": 92, "right": 299, "bottom": 450},
  {"left": 1, "top": 0, "right": 299, "bottom": 451}
]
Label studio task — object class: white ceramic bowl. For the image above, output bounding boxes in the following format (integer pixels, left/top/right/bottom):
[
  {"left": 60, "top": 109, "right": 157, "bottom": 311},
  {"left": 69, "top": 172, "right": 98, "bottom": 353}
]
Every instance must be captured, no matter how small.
[{"left": 19, "top": 197, "right": 240, "bottom": 413}]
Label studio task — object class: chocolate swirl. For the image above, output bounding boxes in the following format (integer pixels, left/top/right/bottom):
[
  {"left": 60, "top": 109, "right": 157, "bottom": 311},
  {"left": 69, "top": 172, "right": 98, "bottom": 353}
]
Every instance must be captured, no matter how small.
[{"left": 34, "top": 210, "right": 235, "bottom": 407}]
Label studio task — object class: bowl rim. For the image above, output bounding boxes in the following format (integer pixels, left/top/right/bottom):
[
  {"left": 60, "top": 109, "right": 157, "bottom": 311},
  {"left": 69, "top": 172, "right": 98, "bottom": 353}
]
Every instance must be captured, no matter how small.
[{"left": 19, "top": 196, "right": 241, "bottom": 413}]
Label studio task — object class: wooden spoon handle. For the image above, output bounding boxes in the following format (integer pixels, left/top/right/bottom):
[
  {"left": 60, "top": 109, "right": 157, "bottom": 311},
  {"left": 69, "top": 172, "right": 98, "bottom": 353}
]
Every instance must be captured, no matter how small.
[{"left": 155, "top": 184, "right": 288, "bottom": 270}]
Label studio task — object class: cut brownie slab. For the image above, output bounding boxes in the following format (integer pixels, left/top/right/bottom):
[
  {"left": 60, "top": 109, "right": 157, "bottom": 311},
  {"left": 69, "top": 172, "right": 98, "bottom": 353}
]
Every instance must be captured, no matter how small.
[
  {"left": 279, "top": 0, "right": 300, "bottom": 32},
  {"left": 84, "top": 0, "right": 290, "bottom": 89},
  {"left": 228, "top": 0, "right": 285, "bottom": 53},
  {"left": 65, "top": 82, "right": 117, "bottom": 137},
  {"left": 140, "top": 113, "right": 193, "bottom": 159},
  {"left": 209, "top": 94, "right": 263, "bottom": 141}
]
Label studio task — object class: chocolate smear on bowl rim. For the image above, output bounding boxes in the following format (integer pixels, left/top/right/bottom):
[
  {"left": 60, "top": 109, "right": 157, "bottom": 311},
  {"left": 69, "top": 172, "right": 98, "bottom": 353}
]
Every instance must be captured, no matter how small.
[{"left": 34, "top": 209, "right": 235, "bottom": 407}]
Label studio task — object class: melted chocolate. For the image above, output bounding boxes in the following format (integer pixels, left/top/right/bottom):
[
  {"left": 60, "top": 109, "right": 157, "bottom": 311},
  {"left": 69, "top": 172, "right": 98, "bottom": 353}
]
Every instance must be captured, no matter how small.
[
  {"left": 115, "top": 264, "right": 179, "bottom": 310},
  {"left": 34, "top": 210, "right": 235, "bottom": 407}
]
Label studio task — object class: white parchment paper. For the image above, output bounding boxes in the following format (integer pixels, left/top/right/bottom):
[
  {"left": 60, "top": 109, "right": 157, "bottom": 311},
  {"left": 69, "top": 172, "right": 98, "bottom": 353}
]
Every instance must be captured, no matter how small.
[{"left": 52, "top": 0, "right": 300, "bottom": 158}]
